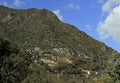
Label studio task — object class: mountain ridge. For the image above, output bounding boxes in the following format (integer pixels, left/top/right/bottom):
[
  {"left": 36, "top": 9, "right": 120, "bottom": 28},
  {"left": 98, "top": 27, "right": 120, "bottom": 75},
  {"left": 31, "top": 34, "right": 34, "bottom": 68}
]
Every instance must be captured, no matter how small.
[
  {"left": 0, "top": 5, "right": 113, "bottom": 63},
  {"left": 0, "top": 6, "right": 116, "bottom": 83}
]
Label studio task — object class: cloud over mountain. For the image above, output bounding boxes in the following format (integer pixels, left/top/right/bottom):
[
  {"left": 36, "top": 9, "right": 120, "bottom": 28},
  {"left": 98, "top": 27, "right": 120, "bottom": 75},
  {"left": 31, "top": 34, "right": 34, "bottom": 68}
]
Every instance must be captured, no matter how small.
[
  {"left": 102, "top": 0, "right": 120, "bottom": 12},
  {"left": 97, "top": 5, "right": 120, "bottom": 42},
  {"left": 65, "top": 3, "right": 80, "bottom": 10},
  {"left": 0, "top": 0, "right": 25, "bottom": 7},
  {"left": 53, "top": 9, "right": 63, "bottom": 21},
  {"left": 12, "top": 0, "right": 25, "bottom": 7}
]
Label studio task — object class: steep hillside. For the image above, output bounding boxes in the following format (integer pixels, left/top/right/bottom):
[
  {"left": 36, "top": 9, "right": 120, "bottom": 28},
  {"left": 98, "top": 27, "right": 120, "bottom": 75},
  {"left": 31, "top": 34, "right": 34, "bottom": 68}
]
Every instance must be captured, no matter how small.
[
  {"left": 0, "top": 5, "right": 113, "bottom": 55},
  {"left": 0, "top": 6, "right": 116, "bottom": 83}
]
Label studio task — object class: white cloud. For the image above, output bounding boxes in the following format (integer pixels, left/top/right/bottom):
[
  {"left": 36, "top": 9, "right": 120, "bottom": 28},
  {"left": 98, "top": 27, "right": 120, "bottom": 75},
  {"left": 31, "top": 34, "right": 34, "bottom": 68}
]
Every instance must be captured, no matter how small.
[
  {"left": 12, "top": 0, "right": 25, "bottom": 7},
  {"left": 86, "top": 25, "right": 92, "bottom": 31},
  {"left": 53, "top": 9, "right": 63, "bottom": 21},
  {"left": 98, "top": 0, "right": 105, "bottom": 3},
  {"left": 66, "top": 3, "right": 80, "bottom": 10},
  {"left": 3, "top": 1, "right": 8, "bottom": 6},
  {"left": 102, "top": 0, "right": 120, "bottom": 12},
  {"left": 0, "top": 0, "right": 25, "bottom": 7},
  {"left": 97, "top": 6, "right": 120, "bottom": 42}
]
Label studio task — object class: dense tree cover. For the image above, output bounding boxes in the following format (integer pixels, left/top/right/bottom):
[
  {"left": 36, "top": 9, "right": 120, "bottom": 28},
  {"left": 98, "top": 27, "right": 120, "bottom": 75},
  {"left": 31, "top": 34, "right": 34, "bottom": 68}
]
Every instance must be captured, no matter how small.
[
  {"left": 0, "top": 37, "right": 31, "bottom": 83},
  {"left": 106, "top": 52, "right": 120, "bottom": 83}
]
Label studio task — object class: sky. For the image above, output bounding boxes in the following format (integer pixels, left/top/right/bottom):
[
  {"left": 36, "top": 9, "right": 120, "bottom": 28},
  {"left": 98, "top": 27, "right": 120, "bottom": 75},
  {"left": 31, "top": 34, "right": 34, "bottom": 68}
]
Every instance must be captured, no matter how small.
[{"left": 0, "top": 0, "right": 120, "bottom": 52}]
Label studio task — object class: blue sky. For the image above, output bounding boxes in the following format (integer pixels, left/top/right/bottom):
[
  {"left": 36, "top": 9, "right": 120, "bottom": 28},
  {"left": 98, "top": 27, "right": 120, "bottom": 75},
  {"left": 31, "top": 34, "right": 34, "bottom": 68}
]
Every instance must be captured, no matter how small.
[{"left": 0, "top": 0, "right": 120, "bottom": 52}]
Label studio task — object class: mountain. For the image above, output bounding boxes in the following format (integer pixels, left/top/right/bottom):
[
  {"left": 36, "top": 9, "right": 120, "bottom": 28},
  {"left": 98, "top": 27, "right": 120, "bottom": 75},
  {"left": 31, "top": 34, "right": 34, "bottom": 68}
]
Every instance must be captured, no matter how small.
[
  {"left": 0, "top": 6, "right": 117, "bottom": 83},
  {"left": 0, "top": 5, "right": 113, "bottom": 55}
]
